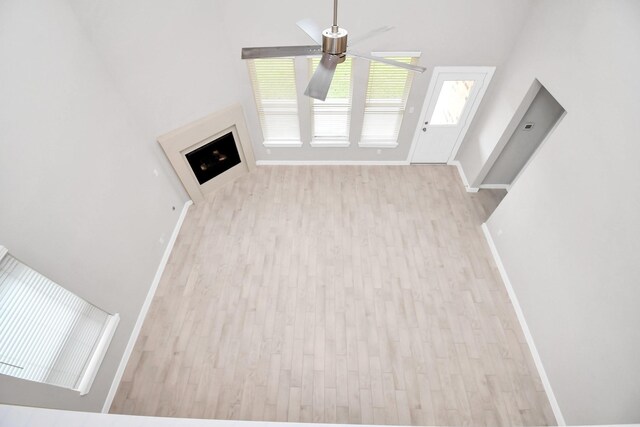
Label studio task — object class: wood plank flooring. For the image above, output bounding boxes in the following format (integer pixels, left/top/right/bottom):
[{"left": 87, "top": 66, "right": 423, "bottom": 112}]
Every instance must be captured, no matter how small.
[{"left": 110, "top": 165, "right": 555, "bottom": 425}]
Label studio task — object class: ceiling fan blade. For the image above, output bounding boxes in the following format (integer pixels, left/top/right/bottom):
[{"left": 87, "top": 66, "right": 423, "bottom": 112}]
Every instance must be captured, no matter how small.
[
  {"left": 305, "top": 54, "right": 340, "bottom": 101},
  {"left": 348, "top": 25, "right": 394, "bottom": 46},
  {"left": 241, "top": 45, "right": 322, "bottom": 59},
  {"left": 348, "top": 50, "right": 426, "bottom": 73},
  {"left": 296, "top": 18, "right": 324, "bottom": 45}
]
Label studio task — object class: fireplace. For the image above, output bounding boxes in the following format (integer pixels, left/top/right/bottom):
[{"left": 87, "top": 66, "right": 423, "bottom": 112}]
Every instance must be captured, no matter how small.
[
  {"left": 185, "top": 132, "right": 241, "bottom": 185},
  {"left": 158, "top": 104, "right": 256, "bottom": 203}
]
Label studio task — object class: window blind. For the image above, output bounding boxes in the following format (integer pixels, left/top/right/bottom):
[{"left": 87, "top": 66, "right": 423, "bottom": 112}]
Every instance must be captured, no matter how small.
[
  {"left": 360, "top": 56, "right": 419, "bottom": 145},
  {"left": 309, "top": 57, "right": 353, "bottom": 143},
  {"left": 0, "top": 247, "right": 117, "bottom": 393},
  {"left": 248, "top": 58, "right": 301, "bottom": 143}
]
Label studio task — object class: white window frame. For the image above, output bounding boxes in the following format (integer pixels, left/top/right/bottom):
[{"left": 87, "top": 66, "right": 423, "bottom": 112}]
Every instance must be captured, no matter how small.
[
  {"left": 247, "top": 58, "right": 303, "bottom": 148},
  {"left": 358, "top": 51, "right": 421, "bottom": 149},
  {"left": 308, "top": 56, "right": 353, "bottom": 148},
  {"left": 0, "top": 245, "right": 119, "bottom": 395},
  {"left": 245, "top": 52, "right": 422, "bottom": 151}
]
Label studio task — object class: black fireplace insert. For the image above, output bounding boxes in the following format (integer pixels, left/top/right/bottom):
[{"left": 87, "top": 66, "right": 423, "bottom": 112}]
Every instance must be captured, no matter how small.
[{"left": 185, "top": 132, "right": 241, "bottom": 185}]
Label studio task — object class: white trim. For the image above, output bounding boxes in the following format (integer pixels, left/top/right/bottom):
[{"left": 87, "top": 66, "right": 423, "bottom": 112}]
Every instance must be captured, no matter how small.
[
  {"left": 309, "top": 140, "right": 350, "bottom": 148},
  {"left": 157, "top": 105, "right": 256, "bottom": 204},
  {"left": 447, "top": 67, "right": 495, "bottom": 162},
  {"left": 255, "top": 160, "right": 410, "bottom": 166},
  {"left": 17, "top": 403, "right": 583, "bottom": 427},
  {"left": 479, "top": 183, "right": 510, "bottom": 190},
  {"left": 449, "top": 160, "right": 479, "bottom": 192},
  {"left": 78, "top": 313, "right": 120, "bottom": 396},
  {"left": 371, "top": 51, "right": 421, "bottom": 58},
  {"left": 481, "top": 224, "right": 566, "bottom": 426},
  {"left": 408, "top": 66, "right": 496, "bottom": 164},
  {"left": 0, "top": 245, "right": 7, "bottom": 262},
  {"left": 358, "top": 141, "right": 399, "bottom": 149},
  {"left": 262, "top": 141, "right": 303, "bottom": 148},
  {"left": 102, "top": 200, "right": 193, "bottom": 413}
]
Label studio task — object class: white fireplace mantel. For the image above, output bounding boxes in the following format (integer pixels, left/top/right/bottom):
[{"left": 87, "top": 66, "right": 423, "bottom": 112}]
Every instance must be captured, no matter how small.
[{"left": 158, "top": 104, "right": 256, "bottom": 203}]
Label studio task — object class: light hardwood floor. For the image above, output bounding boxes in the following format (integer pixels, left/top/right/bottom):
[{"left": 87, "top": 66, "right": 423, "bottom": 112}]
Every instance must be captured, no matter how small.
[{"left": 110, "top": 165, "right": 555, "bottom": 426}]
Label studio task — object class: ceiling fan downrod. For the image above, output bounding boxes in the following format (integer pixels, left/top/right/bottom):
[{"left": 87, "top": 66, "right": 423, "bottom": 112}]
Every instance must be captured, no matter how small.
[{"left": 323, "top": 0, "right": 347, "bottom": 61}]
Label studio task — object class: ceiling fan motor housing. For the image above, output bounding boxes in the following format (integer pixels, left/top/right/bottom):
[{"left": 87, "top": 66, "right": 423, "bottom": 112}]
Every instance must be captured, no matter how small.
[{"left": 322, "top": 27, "right": 348, "bottom": 61}]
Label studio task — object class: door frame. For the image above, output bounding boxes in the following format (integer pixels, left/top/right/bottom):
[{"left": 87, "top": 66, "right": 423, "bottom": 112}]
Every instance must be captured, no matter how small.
[{"left": 408, "top": 66, "right": 495, "bottom": 164}]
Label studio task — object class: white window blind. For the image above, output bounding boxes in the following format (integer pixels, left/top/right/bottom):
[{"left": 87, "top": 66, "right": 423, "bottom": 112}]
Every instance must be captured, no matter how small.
[
  {"left": 309, "top": 57, "right": 353, "bottom": 144},
  {"left": 248, "top": 58, "right": 301, "bottom": 144},
  {"left": 0, "top": 247, "right": 118, "bottom": 394},
  {"left": 360, "top": 55, "right": 419, "bottom": 145}
]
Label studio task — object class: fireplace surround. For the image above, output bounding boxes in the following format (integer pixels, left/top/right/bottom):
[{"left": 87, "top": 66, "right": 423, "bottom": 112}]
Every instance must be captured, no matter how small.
[{"left": 158, "top": 104, "right": 256, "bottom": 203}]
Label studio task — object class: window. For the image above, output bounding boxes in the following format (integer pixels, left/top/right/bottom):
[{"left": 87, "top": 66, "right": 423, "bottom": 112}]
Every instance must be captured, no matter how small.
[
  {"left": 309, "top": 57, "right": 353, "bottom": 146},
  {"left": 246, "top": 53, "right": 422, "bottom": 149},
  {"left": 360, "top": 54, "right": 419, "bottom": 147},
  {"left": 430, "top": 80, "right": 476, "bottom": 125},
  {"left": 248, "top": 58, "right": 301, "bottom": 146},
  {"left": 0, "top": 246, "right": 119, "bottom": 394}
]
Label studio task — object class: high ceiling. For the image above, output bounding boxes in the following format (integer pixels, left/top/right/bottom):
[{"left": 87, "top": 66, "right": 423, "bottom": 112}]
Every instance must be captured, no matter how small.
[{"left": 67, "top": 0, "right": 534, "bottom": 160}]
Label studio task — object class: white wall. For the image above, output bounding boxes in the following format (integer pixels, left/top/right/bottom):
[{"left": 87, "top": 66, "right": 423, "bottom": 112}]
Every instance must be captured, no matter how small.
[
  {"left": 67, "top": 0, "right": 243, "bottom": 138},
  {"left": 69, "top": 0, "right": 534, "bottom": 164},
  {"left": 66, "top": 0, "right": 247, "bottom": 200},
  {"left": 482, "top": 86, "right": 564, "bottom": 185},
  {"left": 0, "top": 0, "right": 185, "bottom": 411},
  {"left": 224, "top": 0, "right": 533, "bottom": 162},
  {"left": 456, "top": 1, "right": 640, "bottom": 424},
  {"left": 3, "top": 405, "right": 399, "bottom": 427}
]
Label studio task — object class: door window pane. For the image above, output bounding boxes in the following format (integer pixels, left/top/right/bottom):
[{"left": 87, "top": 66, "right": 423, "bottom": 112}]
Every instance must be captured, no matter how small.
[{"left": 430, "top": 80, "right": 475, "bottom": 125}]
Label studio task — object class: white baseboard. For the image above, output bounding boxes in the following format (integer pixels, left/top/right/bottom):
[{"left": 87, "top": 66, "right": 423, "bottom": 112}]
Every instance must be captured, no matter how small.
[
  {"left": 357, "top": 141, "right": 399, "bottom": 149},
  {"left": 448, "top": 160, "right": 479, "bottom": 192},
  {"left": 255, "top": 160, "right": 410, "bottom": 166},
  {"left": 102, "top": 200, "right": 193, "bottom": 413},
  {"left": 479, "top": 183, "right": 510, "bottom": 190},
  {"left": 481, "top": 224, "right": 566, "bottom": 426}
]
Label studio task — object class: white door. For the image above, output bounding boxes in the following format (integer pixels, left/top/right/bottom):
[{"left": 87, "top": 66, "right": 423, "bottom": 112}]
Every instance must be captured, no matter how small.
[{"left": 410, "top": 67, "right": 494, "bottom": 163}]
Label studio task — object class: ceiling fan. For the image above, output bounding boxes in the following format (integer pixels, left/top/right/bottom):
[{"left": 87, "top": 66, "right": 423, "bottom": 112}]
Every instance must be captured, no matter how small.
[{"left": 241, "top": 0, "right": 426, "bottom": 101}]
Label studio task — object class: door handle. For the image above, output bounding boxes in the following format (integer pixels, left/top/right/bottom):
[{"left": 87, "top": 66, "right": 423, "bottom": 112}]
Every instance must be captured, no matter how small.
[{"left": 422, "top": 121, "right": 428, "bottom": 132}]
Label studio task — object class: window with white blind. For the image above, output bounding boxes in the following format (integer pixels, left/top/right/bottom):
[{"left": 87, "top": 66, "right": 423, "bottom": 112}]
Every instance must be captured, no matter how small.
[
  {"left": 360, "top": 54, "right": 420, "bottom": 147},
  {"left": 248, "top": 58, "right": 301, "bottom": 147},
  {"left": 309, "top": 57, "right": 353, "bottom": 146},
  {"left": 0, "top": 246, "right": 119, "bottom": 394}
]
